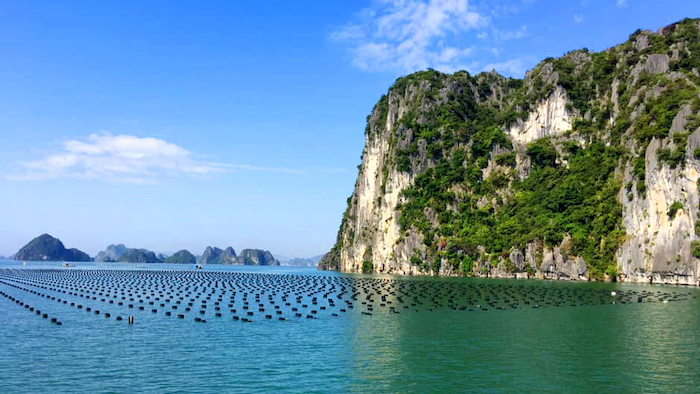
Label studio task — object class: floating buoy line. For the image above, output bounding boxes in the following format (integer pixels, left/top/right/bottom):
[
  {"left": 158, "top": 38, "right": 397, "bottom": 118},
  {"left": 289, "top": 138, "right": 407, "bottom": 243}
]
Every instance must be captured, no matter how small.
[{"left": 0, "top": 269, "right": 695, "bottom": 326}]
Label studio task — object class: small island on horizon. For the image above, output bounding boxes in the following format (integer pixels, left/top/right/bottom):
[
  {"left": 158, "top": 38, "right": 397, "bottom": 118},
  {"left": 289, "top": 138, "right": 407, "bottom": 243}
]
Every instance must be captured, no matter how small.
[{"left": 8, "top": 233, "right": 316, "bottom": 266}]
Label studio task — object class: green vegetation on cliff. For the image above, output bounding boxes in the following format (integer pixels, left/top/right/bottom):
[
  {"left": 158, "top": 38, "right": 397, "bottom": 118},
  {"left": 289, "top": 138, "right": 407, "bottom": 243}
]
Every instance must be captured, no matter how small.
[{"left": 397, "top": 137, "right": 624, "bottom": 277}]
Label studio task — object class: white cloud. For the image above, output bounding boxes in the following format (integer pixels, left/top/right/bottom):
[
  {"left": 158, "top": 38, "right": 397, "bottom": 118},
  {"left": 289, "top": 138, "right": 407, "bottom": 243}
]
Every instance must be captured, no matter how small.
[
  {"left": 489, "top": 0, "right": 538, "bottom": 17},
  {"left": 616, "top": 0, "right": 627, "bottom": 7},
  {"left": 331, "top": 0, "right": 489, "bottom": 73},
  {"left": 6, "top": 133, "right": 302, "bottom": 183},
  {"left": 574, "top": 14, "right": 584, "bottom": 24},
  {"left": 482, "top": 56, "right": 537, "bottom": 76}
]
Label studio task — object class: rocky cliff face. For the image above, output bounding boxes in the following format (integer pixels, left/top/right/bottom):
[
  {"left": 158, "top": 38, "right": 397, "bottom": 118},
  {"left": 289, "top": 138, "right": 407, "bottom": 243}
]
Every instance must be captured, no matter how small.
[
  {"left": 14, "top": 234, "right": 92, "bottom": 262},
  {"left": 618, "top": 103, "right": 700, "bottom": 285},
  {"left": 508, "top": 86, "right": 573, "bottom": 145},
  {"left": 321, "top": 19, "right": 700, "bottom": 286}
]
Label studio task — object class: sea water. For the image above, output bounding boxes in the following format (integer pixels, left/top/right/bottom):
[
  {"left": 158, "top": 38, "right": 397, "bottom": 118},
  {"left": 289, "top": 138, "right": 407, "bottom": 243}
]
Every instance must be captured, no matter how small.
[{"left": 0, "top": 260, "right": 699, "bottom": 393}]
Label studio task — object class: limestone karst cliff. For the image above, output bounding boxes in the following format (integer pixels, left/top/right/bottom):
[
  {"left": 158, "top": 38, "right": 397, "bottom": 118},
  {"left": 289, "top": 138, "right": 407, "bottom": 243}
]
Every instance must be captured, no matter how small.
[{"left": 320, "top": 18, "right": 700, "bottom": 286}]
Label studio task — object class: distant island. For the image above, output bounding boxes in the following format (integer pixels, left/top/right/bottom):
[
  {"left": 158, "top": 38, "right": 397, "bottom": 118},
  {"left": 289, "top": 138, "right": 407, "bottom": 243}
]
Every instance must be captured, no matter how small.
[
  {"left": 237, "top": 249, "right": 280, "bottom": 266},
  {"left": 201, "top": 246, "right": 238, "bottom": 264},
  {"left": 117, "top": 249, "right": 162, "bottom": 264},
  {"left": 282, "top": 255, "right": 322, "bottom": 267},
  {"left": 164, "top": 250, "right": 197, "bottom": 265},
  {"left": 12, "top": 234, "right": 288, "bottom": 266},
  {"left": 94, "top": 244, "right": 163, "bottom": 263},
  {"left": 14, "top": 234, "right": 92, "bottom": 262},
  {"left": 200, "top": 246, "right": 280, "bottom": 265},
  {"left": 94, "top": 244, "right": 128, "bottom": 262}
]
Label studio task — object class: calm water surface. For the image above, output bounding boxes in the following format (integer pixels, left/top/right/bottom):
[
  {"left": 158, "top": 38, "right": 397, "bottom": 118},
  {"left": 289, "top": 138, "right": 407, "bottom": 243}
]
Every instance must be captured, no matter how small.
[{"left": 1, "top": 260, "right": 699, "bottom": 393}]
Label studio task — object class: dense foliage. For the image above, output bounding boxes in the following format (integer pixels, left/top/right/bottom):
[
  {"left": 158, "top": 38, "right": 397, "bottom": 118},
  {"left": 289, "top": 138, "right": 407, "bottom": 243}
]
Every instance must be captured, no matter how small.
[{"left": 397, "top": 133, "right": 624, "bottom": 277}]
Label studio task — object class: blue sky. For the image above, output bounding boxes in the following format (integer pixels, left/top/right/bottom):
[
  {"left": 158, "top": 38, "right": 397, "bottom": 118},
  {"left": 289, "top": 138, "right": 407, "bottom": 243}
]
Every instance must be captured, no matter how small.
[{"left": 0, "top": 0, "right": 697, "bottom": 258}]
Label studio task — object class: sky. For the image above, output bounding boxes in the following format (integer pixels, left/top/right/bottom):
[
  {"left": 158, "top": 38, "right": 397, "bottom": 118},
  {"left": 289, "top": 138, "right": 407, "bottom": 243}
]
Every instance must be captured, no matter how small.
[{"left": 0, "top": 0, "right": 697, "bottom": 258}]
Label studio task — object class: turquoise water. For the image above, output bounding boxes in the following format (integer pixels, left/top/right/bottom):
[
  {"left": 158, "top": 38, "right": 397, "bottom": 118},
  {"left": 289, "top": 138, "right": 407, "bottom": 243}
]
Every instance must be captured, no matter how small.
[{"left": 1, "top": 260, "right": 699, "bottom": 393}]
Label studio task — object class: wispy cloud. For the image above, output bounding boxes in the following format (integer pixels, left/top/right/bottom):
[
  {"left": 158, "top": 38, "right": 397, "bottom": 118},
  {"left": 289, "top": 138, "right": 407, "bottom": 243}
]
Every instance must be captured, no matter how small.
[
  {"left": 616, "top": 0, "right": 627, "bottom": 7},
  {"left": 331, "top": 0, "right": 489, "bottom": 73},
  {"left": 493, "top": 25, "right": 528, "bottom": 41},
  {"left": 573, "top": 14, "right": 584, "bottom": 24},
  {"left": 489, "top": 0, "right": 538, "bottom": 17},
  {"left": 5, "top": 133, "right": 302, "bottom": 183}
]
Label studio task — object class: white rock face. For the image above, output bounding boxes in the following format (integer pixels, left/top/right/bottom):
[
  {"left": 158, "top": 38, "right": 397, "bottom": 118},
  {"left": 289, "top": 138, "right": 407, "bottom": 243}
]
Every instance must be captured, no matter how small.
[
  {"left": 337, "top": 84, "right": 432, "bottom": 276},
  {"left": 507, "top": 86, "right": 573, "bottom": 145},
  {"left": 618, "top": 105, "right": 700, "bottom": 285},
  {"left": 339, "top": 130, "right": 419, "bottom": 274}
]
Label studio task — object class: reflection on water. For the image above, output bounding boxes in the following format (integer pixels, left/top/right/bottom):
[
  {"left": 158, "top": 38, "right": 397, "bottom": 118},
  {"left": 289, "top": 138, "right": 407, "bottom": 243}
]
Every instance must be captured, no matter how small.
[
  {"left": 0, "top": 260, "right": 698, "bottom": 393},
  {"left": 342, "top": 277, "right": 700, "bottom": 393}
]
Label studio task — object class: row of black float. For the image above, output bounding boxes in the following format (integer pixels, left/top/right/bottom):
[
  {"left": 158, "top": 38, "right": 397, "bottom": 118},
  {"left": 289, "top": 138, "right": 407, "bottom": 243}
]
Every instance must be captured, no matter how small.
[{"left": 0, "top": 269, "right": 695, "bottom": 326}]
